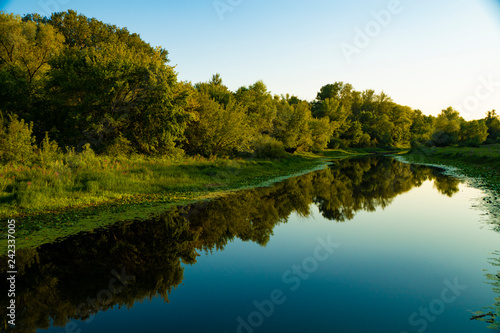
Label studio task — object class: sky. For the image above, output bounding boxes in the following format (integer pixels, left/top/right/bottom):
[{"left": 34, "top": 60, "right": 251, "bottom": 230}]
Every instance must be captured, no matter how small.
[{"left": 1, "top": 0, "right": 500, "bottom": 120}]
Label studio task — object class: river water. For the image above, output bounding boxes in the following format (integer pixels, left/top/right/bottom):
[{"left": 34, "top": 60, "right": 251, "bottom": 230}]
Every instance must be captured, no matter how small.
[{"left": 3, "top": 156, "right": 499, "bottom": 333}]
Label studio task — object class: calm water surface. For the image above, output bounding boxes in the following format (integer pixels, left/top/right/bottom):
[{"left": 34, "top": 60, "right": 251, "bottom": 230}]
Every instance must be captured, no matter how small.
[{"left": 3, "top": 156, "right": 499, "bottom": 333}]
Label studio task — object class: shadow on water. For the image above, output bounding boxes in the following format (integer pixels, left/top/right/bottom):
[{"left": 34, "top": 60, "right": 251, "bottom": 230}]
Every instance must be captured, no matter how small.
[{"left": 0, "top": 156, "right": 471, "bottom": 332}]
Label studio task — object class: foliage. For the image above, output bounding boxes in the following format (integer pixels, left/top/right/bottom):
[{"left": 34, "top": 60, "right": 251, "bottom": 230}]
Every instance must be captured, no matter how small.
[
  {"left": 432, "top": 107, "right": 462, "bottom": 146},
  {"left": 184, "top": 91, "right": 253, "bottom": 157},
  {"left": 309, "top": 117, "right": 332, "bottom": 151},
  {"left": 0, "top": 113, "right": 36, "bottom": 163},
  {"left": 37, "top": 132, "right": 60, "bottom": 166},
  {"left": 235, "top": 80, "right": 276, "bottom": 134},
  {"left": 459, "top": 119, "right": 489, "bottom": 147},
  {"left": 103, "top": 134, "right": 135, "bottom": 157},
  {"left": 272, "top": 100, "right": 312, "bottom": 151},
  {"left": 251, "top": 135, "right": 287, "bottom": 159},
  {"left": 485, "top": 110, "right": 500, "bottom": 144},
  {"left": 0, "top": 12, "right": 64, "bottom": 123}
]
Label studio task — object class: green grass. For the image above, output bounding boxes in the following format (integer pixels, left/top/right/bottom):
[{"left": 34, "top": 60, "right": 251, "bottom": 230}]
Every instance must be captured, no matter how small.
[{"left": 0, "top": 149, "right": 363, "bottom": 251}]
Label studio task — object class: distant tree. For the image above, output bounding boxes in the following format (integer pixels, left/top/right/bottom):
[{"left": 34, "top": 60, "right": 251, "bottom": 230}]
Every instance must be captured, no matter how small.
[
  {"left": 339, "top": 121, "right": 371, "bottom": 148},
  {"left": 485, "top": 110, "right": 500, "bottom": 143},
  {"left": 194, "top": 74, "right": 232, "bottom": 106},
  {"left": 367, "top": 114, "right": 395, "bottom": 147},
  {"left": 432, "top": 107, "right": 462, "bottom": 146},
  {"left": 459, "top": 119, "right": 489, "bottom": 147},
  {"left": 284, "top": 94, "right": 302, "bottom": 105},
  {"left": 184, "top": 92, "right": 252, "bottom": 157},
  {"left": 313, "top": 82, "right": 355, "bottom": 116},
  {"left": 388, "top": 104, "right": 413, "bottom": 148},
  {"left": 272, "top": 100, "right": 312, "bottom": 151},
  {"left": 235, "top": 81, "right": 276, "bottom": 135},
  {"left": 309, "top": 117, "right": 332, "bottom": 151},
  {"left": 0, "top": 113, "right": 36, "bottom": 163},
  {"left": 410, "top": 110, "right": 435, "bottom": 147}
]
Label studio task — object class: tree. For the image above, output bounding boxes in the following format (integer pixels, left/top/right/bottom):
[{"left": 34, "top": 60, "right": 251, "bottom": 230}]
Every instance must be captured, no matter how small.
[
  {"left": 272, "top": 100, "right": 312, "bottom": 151},
  {"left": 388, "top": 104, "right": 413, "bottom": 147},
  {"left": 47, "top": 35, "right": 190, "bottom": 154},
  {"left": 194, "top": 73, "right": 232, "bottom": 106},
  {"left": 485, "top": 110, "right": 500, "bottom": 143},
  {"left": 459, "top": 120, "right": 489, "bottom": 147},
  {"left": 339, "top": 121, "right": 371, "bottom": 148},
  {"left": 432, "top": 107, "right": 462, "bottom": 146},
  {"left": 410, "top": 110, "right": 434, "bottom": 147},
  {"left": 0, "top": 12, "right": 64, "bottom": 124},
  {"left": 0, "top": 12, "right": 64, "bottom": 83},
  {"left": 0, "top": 113, "right": 36, "bottom": 163},
  {"left": 184, "top": 92, "right": 253, "bottom": 156},
  {"left": 235, "top": 80, "right": 276, "bottom": 134},
  {"left": 309, "top": 117, "right": 332, "bottom": 151}
]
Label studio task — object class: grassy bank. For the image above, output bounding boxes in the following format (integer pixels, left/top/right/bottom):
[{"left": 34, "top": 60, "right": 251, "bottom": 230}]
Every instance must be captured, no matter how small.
[
  {"left": 0, "top": 149, "right": 364, "bottom": 251},
  {"left": 404, "top": 144, "right": 500, "bottom": 195}
]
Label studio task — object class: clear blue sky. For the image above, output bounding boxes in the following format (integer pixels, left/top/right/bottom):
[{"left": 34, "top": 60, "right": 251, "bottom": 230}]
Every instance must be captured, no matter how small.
[{"left": 2, "top": 0, "right": 500, "bottom": 119}]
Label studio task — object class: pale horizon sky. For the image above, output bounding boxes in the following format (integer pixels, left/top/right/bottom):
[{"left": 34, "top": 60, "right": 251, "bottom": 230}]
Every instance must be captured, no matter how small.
[{"left": 2, "top": 0, "right": 500, "bottom": 120}]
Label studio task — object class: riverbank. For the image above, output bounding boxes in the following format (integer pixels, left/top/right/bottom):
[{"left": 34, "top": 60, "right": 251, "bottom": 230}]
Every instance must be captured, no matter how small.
[
  {"left": 403, "top": 145, "right": 500, "bottom": 231},
  {"left": 404, "top": 145, "right": 500, "bottom": 194},
  {"left": 0, "top": 149, "right": 364, "bottom": 251}
]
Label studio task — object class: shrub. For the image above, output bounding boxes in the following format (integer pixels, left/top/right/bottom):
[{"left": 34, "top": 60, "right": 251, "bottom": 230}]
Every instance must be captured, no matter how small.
[
  {"left": 104, "top": 134, "right": 135, "bottom": 157},
  {"left": 63, "top": 144, "right": 98, "bottom": 169},
  {"left": 0, "top": 114, "right": 36, "bottom": 164},
  {"left": 38, "top": 132, "right": 60, "bottom": 166},
  {"left": 252, "top": 135, "right": 287, "bottom": 159}
]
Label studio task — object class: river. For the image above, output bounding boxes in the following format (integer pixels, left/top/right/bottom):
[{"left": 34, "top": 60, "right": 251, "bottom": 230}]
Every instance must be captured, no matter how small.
[{"left": 2, "top": 156, "right": 499, "bottom": 333}]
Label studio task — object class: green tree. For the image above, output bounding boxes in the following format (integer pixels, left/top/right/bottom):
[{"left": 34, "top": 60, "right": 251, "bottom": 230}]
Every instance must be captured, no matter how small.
[
  {"left": 339, "top": 121, "right": 371, "bottom": 148},
  {"left": 184, "top": 92, "right": 252, "bottom": 156},
  {"left": 410, "top": 110, "right": 435, "bottom": 147},
  {"left": 272, "top": 99, "right": 312, "bottom": 151},
  {"left": 0, "top": 114, "right": 36, "bottom": 163},
  {"left": 309, "top": 117, "right": 332, "bottom": 151},
  {"left": 48, "top": 39, "right": 190, "bottom": 155},
  {"left": 485, "top": 110, "right": 500, "bottom": 143},
  {"left": 235, "top": 81, "right": 276, "bottom": 134},
  {"left": 0, "top": 12, "right": 64, "bottom": 124},
  {"left": 459, "top": 119, "right": 489, "bottom": 147},
  {"left": 432, "top": 107, "right": 462, "bottom": 146},
  {"left": 194, "top": 74, "right": 232, "bottom": 106}
]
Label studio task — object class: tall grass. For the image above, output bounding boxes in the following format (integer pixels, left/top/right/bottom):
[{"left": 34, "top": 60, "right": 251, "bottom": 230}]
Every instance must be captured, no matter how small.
[
  {"left": 0, "top": 148, "right": 251, "bottom": 216},
  {"left": 0, "top": 145, "right": 331, "bottom": 217}
]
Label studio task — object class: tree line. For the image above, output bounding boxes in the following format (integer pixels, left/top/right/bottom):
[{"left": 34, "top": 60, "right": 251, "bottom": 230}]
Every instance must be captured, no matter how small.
[{"left": 1, "top": 10, "right": 499, "bottom": 162}]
